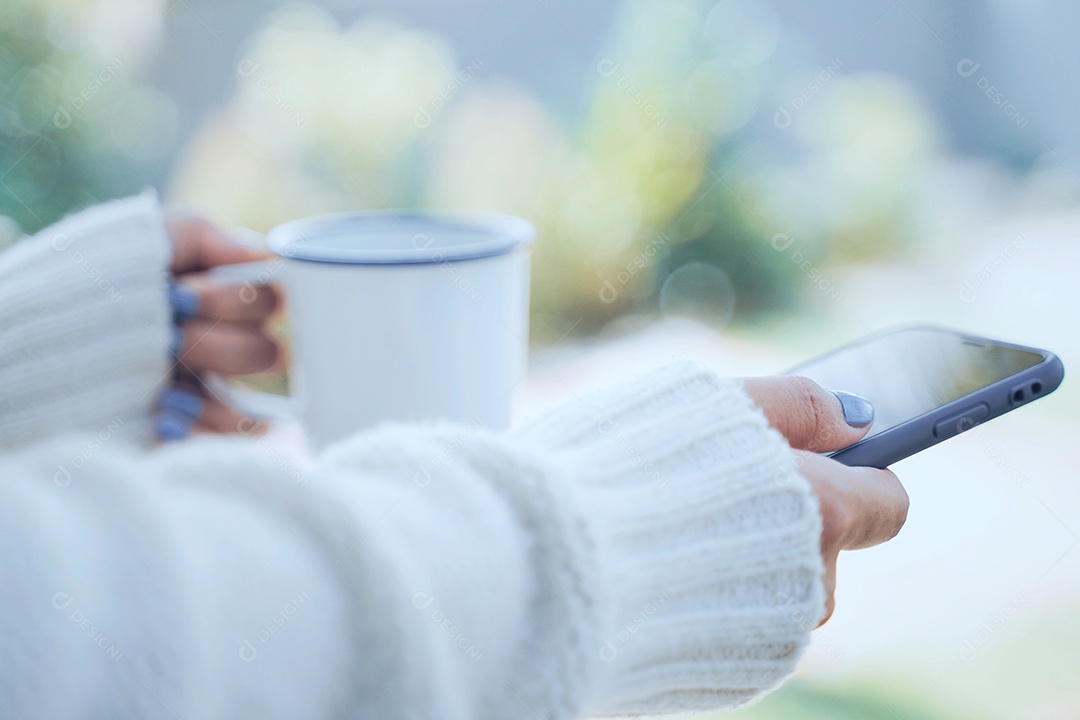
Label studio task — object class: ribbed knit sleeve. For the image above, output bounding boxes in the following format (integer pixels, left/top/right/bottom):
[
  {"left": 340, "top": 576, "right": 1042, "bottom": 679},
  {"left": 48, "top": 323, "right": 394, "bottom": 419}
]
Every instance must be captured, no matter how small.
[
  {"left": 0, "top": 191, "right": 172, "bottom": 449},
  {"left": 0, "top": 361, "right": 824, "bottom": 719},
  {"left": 313, "top": 360, "right": 826, "bottom": 717},
  {"left": 513, "top": 361, "right": 826, "bottom": 714}
]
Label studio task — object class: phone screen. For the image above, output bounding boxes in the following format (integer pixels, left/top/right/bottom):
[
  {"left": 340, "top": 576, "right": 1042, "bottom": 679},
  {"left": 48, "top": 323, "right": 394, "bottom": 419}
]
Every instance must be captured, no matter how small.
[{"left": 791, "top": 328, "right": 1044, "bottom": 438}]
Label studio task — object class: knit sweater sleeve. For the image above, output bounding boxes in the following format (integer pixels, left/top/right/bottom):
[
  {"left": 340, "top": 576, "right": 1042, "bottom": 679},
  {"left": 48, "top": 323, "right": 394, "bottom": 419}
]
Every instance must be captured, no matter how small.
[
  {"left": 0, "top": 361, "right": 824, "bottom": 719},
  {"left": 0, "top": 191, "right": 172, "bottom": 449},
  {"left": 508, "top": 361, "right": 826, "bottom": 714}
]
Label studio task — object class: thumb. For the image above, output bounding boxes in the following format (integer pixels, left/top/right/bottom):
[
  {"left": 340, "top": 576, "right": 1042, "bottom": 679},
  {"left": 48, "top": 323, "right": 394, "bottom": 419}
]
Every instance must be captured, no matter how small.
[
  {"left": 742, "top": 376, "right": 875, "bottom": 452},
  {"left": 167, "top": 212, "right": 269, "bottom": 274}
]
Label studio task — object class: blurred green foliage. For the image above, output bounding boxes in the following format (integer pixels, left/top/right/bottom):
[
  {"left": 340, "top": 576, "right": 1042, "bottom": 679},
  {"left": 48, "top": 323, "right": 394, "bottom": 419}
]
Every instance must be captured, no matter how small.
[
  {"left": 720, "top": 680, "right": 976, "bottom": 720},
  {"left": 168, "top": 0, "right": 855, "bottom": 341},
  {"left": 2, "top": 0, "right": 938, "bottom": 341},
  {"left": 0, "top": 0, "right": 174, "bottom": 234},
  {"left": 1, "top": 1, "right": 119, "bottom": 231}
]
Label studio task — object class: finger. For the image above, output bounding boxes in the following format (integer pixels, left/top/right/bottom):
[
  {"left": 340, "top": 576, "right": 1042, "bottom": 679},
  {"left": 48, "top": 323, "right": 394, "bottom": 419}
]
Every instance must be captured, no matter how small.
[
  {"left": 154, "top": 386, "right": 203, "bottom": 442},
  {"left": 174, "top": 320, "right": 279, "bottom": 376},
  {"left": 742, "top": 376, "right": 875, "bottom": 453},
  {"left": 167, "top": 212, "right": 268, "bottom": 274},
  {"left": 154, "top": 409, "right": 195, "bottom": 442},
  {"left": 197, "top": 393, "right": 269, "bottom": 436},
  {"left": 818, "top": 552, "right": 838, "bottom": 628},
  {"left": 189, "top": 418, "right": 259, "bottom": 437},
  {"left": 178, "top": 276, "right": 280, "bottom": 323},
  {"left": 800, "top": 451, "right": 909, "bottom": 551},
  {"left": 176, "top": 369, "right": 273, "bottom": 436},
  {"left": 836, "top": 464, "right": 909, "bottom": 550},
  {"left": 157, "top": 385, "right": 271, "bottom": 439}
]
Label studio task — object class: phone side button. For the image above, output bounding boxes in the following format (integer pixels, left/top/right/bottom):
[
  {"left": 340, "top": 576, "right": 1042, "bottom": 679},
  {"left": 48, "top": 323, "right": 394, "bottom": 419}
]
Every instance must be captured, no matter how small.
[{"left": 933, "top": 402, "right": 991, "bottom": 440}]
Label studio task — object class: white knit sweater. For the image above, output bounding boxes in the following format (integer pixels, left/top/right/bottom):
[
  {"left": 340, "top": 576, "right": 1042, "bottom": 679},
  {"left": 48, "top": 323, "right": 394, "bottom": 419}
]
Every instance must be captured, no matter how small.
[{"left": 0, "top": 196, "right": 825, "bottom": 719}]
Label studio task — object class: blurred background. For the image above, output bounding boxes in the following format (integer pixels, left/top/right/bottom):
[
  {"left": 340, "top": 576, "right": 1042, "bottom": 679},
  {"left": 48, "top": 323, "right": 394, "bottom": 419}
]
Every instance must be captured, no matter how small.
[{"left": 2, "top": 0, "right": 1078, "bottom": 716}]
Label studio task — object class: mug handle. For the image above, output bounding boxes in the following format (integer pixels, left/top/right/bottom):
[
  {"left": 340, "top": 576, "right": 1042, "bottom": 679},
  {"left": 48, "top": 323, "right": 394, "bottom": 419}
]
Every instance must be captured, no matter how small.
[{"left": 202, "top": 259, "right": 299, "bottom": 422}]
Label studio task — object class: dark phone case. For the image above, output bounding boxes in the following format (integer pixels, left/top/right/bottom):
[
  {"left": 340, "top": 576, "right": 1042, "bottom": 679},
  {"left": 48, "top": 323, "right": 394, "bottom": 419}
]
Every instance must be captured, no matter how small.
[{"left": 788, "top": 325, "right": 1065, "bottom": 469}]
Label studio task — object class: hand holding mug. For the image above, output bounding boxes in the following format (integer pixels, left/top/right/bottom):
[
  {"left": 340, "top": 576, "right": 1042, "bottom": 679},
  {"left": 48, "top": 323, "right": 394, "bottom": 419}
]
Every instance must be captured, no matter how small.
[
  {"left": 155, "top": 210, "right": 534, "bottom": 449},
  {"left": 156, "top": 212, "right": 280, "bottom": 440}
]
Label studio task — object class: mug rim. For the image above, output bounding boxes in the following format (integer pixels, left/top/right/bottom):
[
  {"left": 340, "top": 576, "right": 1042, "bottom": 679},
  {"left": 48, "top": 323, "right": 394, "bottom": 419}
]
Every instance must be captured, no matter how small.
[{"left": 267, "top": 210, "right": 536, "bottom": 265}]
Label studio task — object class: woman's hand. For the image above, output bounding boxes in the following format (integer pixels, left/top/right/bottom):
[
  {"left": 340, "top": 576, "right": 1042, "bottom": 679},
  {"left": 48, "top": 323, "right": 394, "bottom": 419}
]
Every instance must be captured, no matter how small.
[
  {"left": 155, "top": 212, "right": 280, "bottom": 441},
  {"left": 742, "top": 376, "right": 910, "bottom": 627}
]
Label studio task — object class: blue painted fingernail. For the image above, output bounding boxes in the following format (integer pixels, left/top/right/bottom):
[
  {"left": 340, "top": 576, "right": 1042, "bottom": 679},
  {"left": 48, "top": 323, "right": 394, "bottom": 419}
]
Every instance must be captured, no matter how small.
[
  {"left": 168, "top": 282, "right": 200, "bottom": 323},
  {"left": 168, "top": 325, "right": 184, "bottom": 356},
  {"left": 154, "top": 411, "right": 193, "bottom": 441},
  {"left": 161, "top": 388, "right": 203, "bottom": 420},
  {"left": 832, "top": 390, "right": 875, "bottom": 428}
]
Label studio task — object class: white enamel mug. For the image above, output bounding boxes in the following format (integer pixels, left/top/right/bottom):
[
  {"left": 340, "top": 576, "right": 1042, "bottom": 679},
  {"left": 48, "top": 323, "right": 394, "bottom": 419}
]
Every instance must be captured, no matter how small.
[{"left": 214, "top": 211, "right": 534, "bottom": 450}]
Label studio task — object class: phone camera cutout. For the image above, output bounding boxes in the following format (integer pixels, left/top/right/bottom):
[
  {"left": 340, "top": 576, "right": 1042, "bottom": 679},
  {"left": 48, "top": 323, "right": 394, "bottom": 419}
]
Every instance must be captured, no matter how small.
[{"left": 1032, "top": 381, "right": 1043, "bottom": 394}]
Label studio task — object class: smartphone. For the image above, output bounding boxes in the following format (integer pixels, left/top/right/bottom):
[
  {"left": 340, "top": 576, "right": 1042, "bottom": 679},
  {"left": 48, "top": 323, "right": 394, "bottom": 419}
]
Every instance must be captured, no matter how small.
[{"left": 787, "top": 325, "right": 1064, "bottom": 468}]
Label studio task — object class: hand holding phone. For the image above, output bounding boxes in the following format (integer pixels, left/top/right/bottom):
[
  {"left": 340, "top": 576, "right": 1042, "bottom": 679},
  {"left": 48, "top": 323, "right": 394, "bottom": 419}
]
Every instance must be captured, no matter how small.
[{"left": 741, "top": 376, "right": 909, "bottom": 625}]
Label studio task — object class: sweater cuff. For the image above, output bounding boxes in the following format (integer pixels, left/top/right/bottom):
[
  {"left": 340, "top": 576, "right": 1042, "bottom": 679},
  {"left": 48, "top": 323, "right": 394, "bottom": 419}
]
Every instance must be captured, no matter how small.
[
  {"left": 517, "top": 361, "right": 826, "bottom": 715},
  {"left": 0, "top": 191, "right": 172, "bottom": 449}
]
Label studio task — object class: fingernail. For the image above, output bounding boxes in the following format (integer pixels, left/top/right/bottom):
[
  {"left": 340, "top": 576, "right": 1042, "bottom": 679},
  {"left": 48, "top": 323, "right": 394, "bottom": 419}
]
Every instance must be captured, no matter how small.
[
  {"left": 168, "top": 282, "right": 200, "bottom": 323},
  {"left": 832, "top": 390, "right": 875, "bottom": 428},
  {"left": 154, "top": 411, "right": 193, "bottom": 441},
  {"left": 168, "top": 325, "right": 184, "bottom": 356},
  {"left": 160, "top": 388, "right": 203, "bottom": 420}
]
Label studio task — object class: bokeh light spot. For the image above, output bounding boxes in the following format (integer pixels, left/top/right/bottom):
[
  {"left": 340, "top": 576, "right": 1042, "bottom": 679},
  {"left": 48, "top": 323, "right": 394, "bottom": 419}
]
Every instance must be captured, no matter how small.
[{"left": 659, "top": 261, "right": 736, "bottom": 326}]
